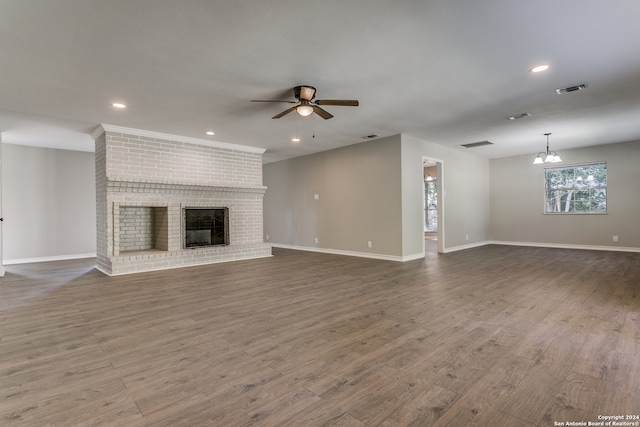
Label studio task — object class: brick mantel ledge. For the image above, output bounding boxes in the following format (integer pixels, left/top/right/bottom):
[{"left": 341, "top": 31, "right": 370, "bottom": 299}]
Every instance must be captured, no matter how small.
[{"left": 107, "top": 179, "right": 267, "bottom": 194}]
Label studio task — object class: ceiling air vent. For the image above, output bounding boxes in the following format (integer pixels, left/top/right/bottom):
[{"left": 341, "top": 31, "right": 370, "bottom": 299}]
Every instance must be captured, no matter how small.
[
  {"left": 556, "top": 84, "right": 587, "bottom": 95},
  {"left": 507, "top": 112, "right": 531, "bottom": 120},
  {"left": 460, "top": 140, "right": 494, "bottom": 149}
]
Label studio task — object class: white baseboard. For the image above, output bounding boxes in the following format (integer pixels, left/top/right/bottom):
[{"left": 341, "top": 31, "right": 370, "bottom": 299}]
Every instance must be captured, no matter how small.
[
  {"left": 273, "top": 240, "right": 640, "bottom": 261},
  {"left": 489, "top": 241, "right": 640, "bottom": 253},
  {"left": 3, "top": 253, "right": 97, "bottom": 265},
  {"left": 271, "top": 244, "right": 423, "bottom": 262},
  {"left": 441, "top": 241, "right": 491, "bottom": 253},
  {"left": 403, "top": 252, "right": 428, "bottom": 261},
  {"left": 6, "top": 241, "right": 632, "bottom": 267}
]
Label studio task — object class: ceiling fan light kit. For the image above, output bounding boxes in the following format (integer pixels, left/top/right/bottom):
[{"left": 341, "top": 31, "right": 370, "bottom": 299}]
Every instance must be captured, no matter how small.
[
  {"left": 252, "top": 85, "right": 359, "bottom": 120},
  {"left": 296, "top": 102, "right": 314, "bottom": 117}
]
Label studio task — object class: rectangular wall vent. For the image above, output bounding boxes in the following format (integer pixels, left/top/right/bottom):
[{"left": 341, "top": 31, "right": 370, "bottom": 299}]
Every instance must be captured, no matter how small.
[{"left": 459, "top": 140, "right": 494, "bottom": 149}]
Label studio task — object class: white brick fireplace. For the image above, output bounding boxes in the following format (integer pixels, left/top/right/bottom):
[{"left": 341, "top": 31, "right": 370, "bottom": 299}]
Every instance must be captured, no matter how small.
[{"left": 92, "top": 124, "right": 271, "bottom": 275}]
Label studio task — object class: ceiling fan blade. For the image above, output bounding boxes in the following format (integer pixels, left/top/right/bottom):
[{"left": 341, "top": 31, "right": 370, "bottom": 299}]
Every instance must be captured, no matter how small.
[
  {"left": 313, "top": 106, "right": 334, "bottom": 120},
  {"left": 272, "top": 106, "right": 296, "bottom": 119},
  {"left": 315, "top": 99, "right": 359, "bottom": 106},
  {"left": 251, "top": 99, "right": 297, "bottom": 103}
]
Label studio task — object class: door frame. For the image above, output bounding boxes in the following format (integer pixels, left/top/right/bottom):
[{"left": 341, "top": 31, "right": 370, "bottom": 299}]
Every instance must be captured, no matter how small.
[{"left": 422, "top": 156, "right": 444, "bottom": 254}]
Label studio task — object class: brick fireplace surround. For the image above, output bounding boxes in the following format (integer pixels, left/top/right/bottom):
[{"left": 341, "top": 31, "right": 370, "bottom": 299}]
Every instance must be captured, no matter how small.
[{"left": 92, "top": 124, "right": 272, "bottom": 275}]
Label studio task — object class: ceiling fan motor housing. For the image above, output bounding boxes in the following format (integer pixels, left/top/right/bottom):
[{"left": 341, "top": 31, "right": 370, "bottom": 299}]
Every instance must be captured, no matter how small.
[{"left": 294, "top": 85, "right": 316, "bottom": 101}]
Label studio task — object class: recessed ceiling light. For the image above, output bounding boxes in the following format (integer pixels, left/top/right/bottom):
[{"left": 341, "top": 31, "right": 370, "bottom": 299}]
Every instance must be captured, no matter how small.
[
  {"left": 530, "top": 64, "right": 549, "bottom": 73},
  {"left": 292, "top": 137, "right": 300, "bottom": 143},
  {"left": 112, "top": 102, "right": 126, "bottom": 109},
  {"left": 205, "top": 131, "right": 215, "bottom": 136}
]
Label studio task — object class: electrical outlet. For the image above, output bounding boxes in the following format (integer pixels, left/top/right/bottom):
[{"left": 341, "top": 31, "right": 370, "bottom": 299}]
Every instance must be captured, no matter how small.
[
  {"left": 613, "top": 235, "right": 619, "bottom": 242},
  {"left": 314, "top": 194, "right": 320, "bottom": 200},
  {"left": 314, "top": 237, "right": 318, "bottom": 244},
  {"left": 466, "top": 234, "right": 469, "bottom": 241},
  {"left": 367, "top": 241, "right": 372, "bottom": 248},
  {"left": 266, "top": 234, "right": 269, "bottom": 241}
]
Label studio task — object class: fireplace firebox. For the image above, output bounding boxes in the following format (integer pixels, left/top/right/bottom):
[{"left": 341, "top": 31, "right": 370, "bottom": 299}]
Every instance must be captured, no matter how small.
[{"left": 184, "top": 208, "right": 229, "bottom": 248}]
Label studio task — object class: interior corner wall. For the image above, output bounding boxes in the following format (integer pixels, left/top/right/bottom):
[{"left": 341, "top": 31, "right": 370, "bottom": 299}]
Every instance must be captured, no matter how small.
[
  {"left": 263, "top": 135, "right": 404, "bottom": 258},
  {"left": 489, "top": 140, "right": 640, "bottom": 249},
  {"left": 400, "top": 134, "right": 491, "bottom": 252},
  {"left": 1, "top": 143, "right": 96, "bottom": 262},
  {"left": 0, "top": 134, "right": 3, "bottom": 277},
  {"left": 400, "top": 136, "right": 426, "bottom": 257}
]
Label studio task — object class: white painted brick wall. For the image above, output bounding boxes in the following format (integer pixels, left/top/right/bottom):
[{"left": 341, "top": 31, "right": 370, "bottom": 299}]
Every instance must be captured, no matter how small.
[
  {"left": 104, "top": 131, "right": 263, "bottom": 187},
  {"left": 120, "top": 207, "right": 155, "bottom": 251},
  {"left": 95, "top": 128, "right": 271, "bottom": 275}
]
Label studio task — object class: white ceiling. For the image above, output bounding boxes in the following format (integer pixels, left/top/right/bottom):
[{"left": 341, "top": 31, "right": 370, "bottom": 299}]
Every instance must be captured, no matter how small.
[{"left": 1, "top": 0, "right": 639, "bottom": 163}]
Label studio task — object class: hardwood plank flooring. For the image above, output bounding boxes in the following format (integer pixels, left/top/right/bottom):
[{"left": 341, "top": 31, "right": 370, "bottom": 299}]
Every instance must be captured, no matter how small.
[{"left": 1, "top": 245, "right": 639, "bottom": 426}]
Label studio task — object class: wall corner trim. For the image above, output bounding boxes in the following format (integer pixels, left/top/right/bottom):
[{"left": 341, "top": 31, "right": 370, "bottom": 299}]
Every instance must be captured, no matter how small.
[{"left": 442, "top": 241, "right": 491, "bottom": 253}]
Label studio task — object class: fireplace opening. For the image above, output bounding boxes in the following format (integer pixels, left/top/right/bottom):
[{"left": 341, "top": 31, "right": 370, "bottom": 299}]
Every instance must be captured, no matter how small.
[{"left": 184, "top": 208, "right": 229, "bottom": 248}]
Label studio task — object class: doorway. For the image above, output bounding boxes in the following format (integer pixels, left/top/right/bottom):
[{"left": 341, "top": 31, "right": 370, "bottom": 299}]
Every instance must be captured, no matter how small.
[{"left": 423, "top": 158, "right": 443, "bottom": 254}]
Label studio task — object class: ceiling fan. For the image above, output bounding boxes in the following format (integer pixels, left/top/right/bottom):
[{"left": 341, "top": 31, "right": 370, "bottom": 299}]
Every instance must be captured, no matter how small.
[{"left": 251, "top": 85, "right": 359, "bottom": 120}]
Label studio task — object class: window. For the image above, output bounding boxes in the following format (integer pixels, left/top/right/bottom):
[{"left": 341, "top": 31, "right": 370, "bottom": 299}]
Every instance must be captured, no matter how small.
[
  {"left": 545, "top": 162, "right": 606, "bottom": 214},
  {"left": 425, "top": 179, "right": 438, "bottom": 231}
]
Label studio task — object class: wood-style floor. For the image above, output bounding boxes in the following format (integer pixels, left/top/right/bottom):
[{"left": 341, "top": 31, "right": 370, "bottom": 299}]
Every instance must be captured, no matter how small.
[{"left": 1, "top": 244, "right": 639, "bottom": 426}]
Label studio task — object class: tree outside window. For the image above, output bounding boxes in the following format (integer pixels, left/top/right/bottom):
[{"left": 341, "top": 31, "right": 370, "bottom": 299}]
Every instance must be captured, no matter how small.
[
  {"left": 425, "top": 179, "right": 438, "bottom": 231},
  {"left": 545, "top": 162, "right": 607, "bottom": 214}
]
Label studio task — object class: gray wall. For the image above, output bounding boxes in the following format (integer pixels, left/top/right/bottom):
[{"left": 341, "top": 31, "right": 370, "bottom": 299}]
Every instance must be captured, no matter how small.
[
  {"left": 401, "top": 134, "right": 491, "bottom": 253},
  {"left": 264, "top": 135, "right": 404, "bottom": 257},
  {"left": 0, "top": 135, "right": 3, "bottom": 276},
  {"left": 5, "top": 136, "right": 634, "bottom": 264},
  {"left": 263, "top": 134, "right": 492, "bottom": 259},
  {"left": 489, "top": 140, "right": 640, "bottom": 248},
  {"left": 1, "top": 143, "right": 96, "bottom": 261}
]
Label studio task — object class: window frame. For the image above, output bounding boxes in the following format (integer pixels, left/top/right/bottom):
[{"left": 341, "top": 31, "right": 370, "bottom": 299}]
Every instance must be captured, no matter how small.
[{"left": 543, "top": 161, "right": 607, "bottom": 215}]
